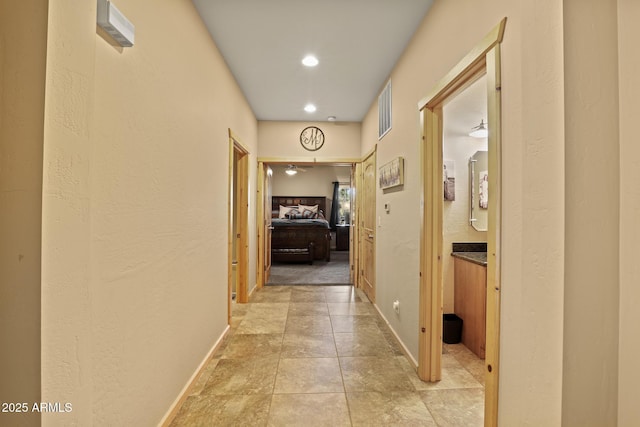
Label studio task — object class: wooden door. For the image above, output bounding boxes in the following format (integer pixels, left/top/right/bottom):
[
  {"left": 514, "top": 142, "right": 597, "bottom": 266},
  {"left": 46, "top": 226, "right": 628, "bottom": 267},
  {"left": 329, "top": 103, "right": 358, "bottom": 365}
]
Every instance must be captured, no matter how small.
[{"left": 361, "top": 151, "right": 376, "bottom": 302}]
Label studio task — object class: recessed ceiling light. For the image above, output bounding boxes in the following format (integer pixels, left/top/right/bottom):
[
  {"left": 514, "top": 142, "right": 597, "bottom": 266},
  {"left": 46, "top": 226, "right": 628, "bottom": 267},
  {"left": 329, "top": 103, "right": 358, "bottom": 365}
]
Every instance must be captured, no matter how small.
[
  {"left": 327, "top": 116, "right": 337, "bottom": 122},
  {"left": 302, "top": 55, "right": 319, "bottom": 67},
  {"left": 304, "top": 104, "right": 317, "bottom": 113}
]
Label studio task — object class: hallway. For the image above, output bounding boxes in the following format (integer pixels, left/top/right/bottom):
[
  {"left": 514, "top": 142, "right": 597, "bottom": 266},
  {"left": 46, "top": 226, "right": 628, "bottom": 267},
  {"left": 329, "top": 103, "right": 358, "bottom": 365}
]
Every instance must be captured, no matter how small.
[{"left": 169, "top": 285, "right": 484, "bottom": 426}]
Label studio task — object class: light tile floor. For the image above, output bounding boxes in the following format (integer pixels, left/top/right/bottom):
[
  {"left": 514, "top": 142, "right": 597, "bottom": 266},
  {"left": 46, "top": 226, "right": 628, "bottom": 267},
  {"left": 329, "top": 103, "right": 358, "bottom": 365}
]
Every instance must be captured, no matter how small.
[{"left": 170, "top": 285, "right": 484, "bottom": 426}]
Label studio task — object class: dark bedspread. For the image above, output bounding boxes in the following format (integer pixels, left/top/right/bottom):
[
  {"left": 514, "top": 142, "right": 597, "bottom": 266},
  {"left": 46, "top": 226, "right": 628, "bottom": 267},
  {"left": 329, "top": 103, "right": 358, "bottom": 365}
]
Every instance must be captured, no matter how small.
[{"left": 272, "top": 218, "right": 330, "bottom": 228}]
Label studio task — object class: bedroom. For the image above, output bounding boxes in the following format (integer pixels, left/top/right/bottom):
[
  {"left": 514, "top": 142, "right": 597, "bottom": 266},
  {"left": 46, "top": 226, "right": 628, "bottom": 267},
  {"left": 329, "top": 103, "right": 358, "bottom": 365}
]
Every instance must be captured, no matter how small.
[{"left": 266, "top": 164, "right": 354, "bottom": 286}]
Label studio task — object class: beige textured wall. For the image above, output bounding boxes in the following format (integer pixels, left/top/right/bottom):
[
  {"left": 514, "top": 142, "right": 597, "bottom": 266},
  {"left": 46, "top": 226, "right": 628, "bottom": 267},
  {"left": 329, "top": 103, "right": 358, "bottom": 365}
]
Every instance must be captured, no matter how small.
[
  {"left": 258, "top": 121, "right": 360, "bottom": 160},
  {"left": 0, "top": 2, "right": 47, "bottom": 426},
  {"left": 562, "top": 1, "right": 620, "bottom": 426},
  {"left": 360, "top": 0, "right": 567, "bottom": 423},
  {"left": 41, "top": 0, "right": 257, "bottom": 425},
  {"left": 617, "top": 1, "right": 640, "bottom": 425}
]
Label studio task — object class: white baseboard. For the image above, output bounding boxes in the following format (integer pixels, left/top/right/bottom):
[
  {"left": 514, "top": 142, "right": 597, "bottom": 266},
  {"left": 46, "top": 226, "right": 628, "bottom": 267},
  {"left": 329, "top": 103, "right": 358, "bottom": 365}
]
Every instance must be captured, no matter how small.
[
  {"left": 372, "top": 303, "right": 419, "bottom": 369},
  {"left": 158, "top": 325, "right": 231, "bottom": 426}
]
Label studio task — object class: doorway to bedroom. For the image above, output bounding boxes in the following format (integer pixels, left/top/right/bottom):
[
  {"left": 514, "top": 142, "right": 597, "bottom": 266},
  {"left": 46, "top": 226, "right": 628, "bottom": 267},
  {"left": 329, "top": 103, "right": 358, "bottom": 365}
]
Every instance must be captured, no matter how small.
[{"left": 260, "top": 163, "right": 354, "bottom": 286}]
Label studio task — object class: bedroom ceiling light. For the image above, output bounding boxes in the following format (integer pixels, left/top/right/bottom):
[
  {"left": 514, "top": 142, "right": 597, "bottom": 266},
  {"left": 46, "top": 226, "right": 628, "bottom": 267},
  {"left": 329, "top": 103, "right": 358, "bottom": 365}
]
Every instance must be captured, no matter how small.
[
  {"left": 304, "top": 104, "right": 316, "bottom": 113},
  {"left": 302, "top": 55, "right": 319, "bottom": 67},
  {"left": 285, "top": 165, "right": 298, "bottom": 176},
  {"left": 327, "top": 116, "right": 337, "bottom": 122},
  {"left": 469, "top": 119, "right": 488, "bottom": 138}
]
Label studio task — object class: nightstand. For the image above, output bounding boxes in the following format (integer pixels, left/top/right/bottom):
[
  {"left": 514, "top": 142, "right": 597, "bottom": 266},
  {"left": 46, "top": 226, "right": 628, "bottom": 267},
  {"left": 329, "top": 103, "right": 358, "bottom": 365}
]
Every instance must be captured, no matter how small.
[{"left": 335, "top": 224, "right": 350, "bottom": 251}]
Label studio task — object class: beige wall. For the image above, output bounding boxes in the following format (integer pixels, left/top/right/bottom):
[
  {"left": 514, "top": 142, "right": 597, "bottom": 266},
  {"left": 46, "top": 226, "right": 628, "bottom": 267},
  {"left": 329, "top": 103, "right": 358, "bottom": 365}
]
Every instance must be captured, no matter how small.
[
  {"left": 562, "top": 1, "right": 620, "bottom": 425},
  {"left": 617, "top": 1, "right": 640, "bottom": 425},
  {"left": 259, "top": 121, "right": 361, "bottom": 160},
  {"left": 361, "top": 0, "right": 567, "bottom": 424},
  {"left": 41, "top": 0, "right": 257, "bottom": 425},
  {"left": 0, "top": 2, "right": 47, "bottom": 426}
]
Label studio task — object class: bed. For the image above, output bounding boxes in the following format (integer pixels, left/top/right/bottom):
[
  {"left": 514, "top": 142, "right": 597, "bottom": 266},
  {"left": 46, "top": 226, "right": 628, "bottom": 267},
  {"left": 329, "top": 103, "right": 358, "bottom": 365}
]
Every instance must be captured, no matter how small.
[{"left": 271, "top": 196, "right": 331, "bottom": 263}]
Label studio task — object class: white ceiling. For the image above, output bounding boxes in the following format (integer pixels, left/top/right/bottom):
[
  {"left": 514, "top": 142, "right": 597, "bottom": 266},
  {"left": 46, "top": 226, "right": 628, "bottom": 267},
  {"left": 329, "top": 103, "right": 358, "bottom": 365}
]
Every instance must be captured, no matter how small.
[
  {"left": 443, "top": 75, "right": 488, "bottom": 141},
  {"left": 191, "top": 0, "right": 434, "bottom": 122}
]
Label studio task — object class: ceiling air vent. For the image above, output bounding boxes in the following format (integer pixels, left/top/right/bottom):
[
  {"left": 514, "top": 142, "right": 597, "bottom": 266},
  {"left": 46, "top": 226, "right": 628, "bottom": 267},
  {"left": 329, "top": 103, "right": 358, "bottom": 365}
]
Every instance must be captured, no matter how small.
[{"left": 378, "top": 79, "right": 392, "bottom": 139}]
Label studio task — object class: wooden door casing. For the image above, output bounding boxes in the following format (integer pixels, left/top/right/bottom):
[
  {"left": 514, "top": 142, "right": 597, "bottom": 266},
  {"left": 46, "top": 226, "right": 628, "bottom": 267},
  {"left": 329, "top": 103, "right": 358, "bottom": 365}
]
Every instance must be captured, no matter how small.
[{"left": 264, "top": 166, "right": 272, "bottom": 282}]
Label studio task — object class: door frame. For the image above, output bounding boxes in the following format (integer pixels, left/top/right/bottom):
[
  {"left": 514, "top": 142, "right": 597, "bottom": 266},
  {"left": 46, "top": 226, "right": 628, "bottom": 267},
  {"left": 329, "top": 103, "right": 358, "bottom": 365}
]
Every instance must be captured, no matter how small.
[
  {"left": 255, "top": 162, "right": 273, "bottom": 289},
  {"left": 255, "top": 157, "right": 360, "bottom": 288},
  {"left": 228, "top": 130, "right": 250, "bottom": 324},
  {"left": 417, "top": 18, "right": 506, "bottom": 426}
]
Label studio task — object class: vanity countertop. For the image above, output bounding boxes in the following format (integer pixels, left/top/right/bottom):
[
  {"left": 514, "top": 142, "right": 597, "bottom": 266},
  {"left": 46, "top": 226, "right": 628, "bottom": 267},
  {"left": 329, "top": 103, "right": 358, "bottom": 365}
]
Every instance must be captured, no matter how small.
[
  {"left": 451, "top": 251, "right": 487, "bottom": 266},
  {"left": 451, "top": 242, "right": 487, "bottom": 266}
]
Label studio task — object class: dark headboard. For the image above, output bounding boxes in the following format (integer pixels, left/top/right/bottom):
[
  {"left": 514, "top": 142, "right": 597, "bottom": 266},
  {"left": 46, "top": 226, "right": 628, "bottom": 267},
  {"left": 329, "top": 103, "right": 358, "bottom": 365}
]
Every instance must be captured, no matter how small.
[{"left": 272, "top": 196, "right": 327, "bottom": 217}]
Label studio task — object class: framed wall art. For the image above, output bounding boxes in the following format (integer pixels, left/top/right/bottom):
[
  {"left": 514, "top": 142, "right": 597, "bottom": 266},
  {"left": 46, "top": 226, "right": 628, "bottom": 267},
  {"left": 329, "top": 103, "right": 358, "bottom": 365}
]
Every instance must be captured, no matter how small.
[{"left": 379, "top": 157, "right": 404, "bottom": 190}]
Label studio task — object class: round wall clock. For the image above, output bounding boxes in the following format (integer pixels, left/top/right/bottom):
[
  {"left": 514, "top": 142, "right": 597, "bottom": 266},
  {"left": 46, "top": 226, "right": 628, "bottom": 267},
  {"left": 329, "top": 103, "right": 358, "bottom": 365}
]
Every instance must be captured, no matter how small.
[{"left": 300, "top": 126, "right": 325, "bottom": 151}]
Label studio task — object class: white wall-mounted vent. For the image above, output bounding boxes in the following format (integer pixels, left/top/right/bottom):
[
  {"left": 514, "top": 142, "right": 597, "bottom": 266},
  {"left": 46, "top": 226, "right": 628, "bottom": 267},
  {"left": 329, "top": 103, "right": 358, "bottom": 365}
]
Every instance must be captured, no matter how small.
[
  {"left": 97, "top": 0, "right": 135, "bottom": 47},
  {"left": 378, "top": 79, "right": 392, "bottom": 139}
]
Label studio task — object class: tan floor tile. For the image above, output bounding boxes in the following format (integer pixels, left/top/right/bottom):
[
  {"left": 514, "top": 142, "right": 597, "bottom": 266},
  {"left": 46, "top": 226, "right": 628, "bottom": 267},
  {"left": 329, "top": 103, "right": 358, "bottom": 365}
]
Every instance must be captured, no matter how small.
[
  {"left": 325, "top": 292, "right": 361, "bottom": 302},
  {"left": 170, "top": 394, "right": 270, "bottom": 427},
  {"left": 250, "top": 287, "right": 292, "bottom": 303},
  {"left": 231, "top": 302, "right": 250, "bottom": 316},
  {"left": 285, "top": 315, "right": 333, "bottom": 335},
  {"left": 274, "top": 357, "right": 344, "bottom": 393},
  {"left": 189, "top": 359, "right": 220, "bottom": 396},
  {"left": 323, "top": 285, "right": 354, "bottom": 293},
  {"left": 420, "top": 388, "right": 485, "bottom": 427},
  {"left": 268, "top": 393, "right": 351, "bottom": 427},
  {"left": 288, "top": 302, "right": 329, "bottom": 316},
  {"left": 201, "top": 357, "right": 278, "bottom": 395},
  {"left": 347, "top": 391, "right": 437, "bottom": 426},
  {"left": 378, "top": 328, "right": 408, "bottom": 356},
  {"left": 290, "top": 292, "right": 327, "bottom": 302},
  {"left": 246, "top": 302, "right": 290, "bottom": 317},
  {"left": 220, "top": 334, "right": 283, "bottom": 359},
  {"left": 340, "top": 356, "right": 415, "bottom": 392},
  {"left": 235, "top": 315, "right": 287, "bottom": 335},
  {"left": 212, "top": 332, "right": 234, "bottom": 359},
  {"left": 334, "top": 330, "right": 393, "bottom": 357},
  {"left": 451, "top": 347, "right": 486, "bottom": 385},
  {"left": 172, "top": 285, "right": 482, "bottom": 426},
  {"left": 411, "top": 366, "right": 483, "bottom": 391},
  {"left": 327, "top": 302, "right": 375, "bottom": 316},
  {"left": 331, "top": 315, "right": 381, "bottom": 333},
  {"left": 281, "top": 333, "right": 337, "bottom": 358},
  {"left": 290, "top": 286, "right": 326, "bottom": 296}
]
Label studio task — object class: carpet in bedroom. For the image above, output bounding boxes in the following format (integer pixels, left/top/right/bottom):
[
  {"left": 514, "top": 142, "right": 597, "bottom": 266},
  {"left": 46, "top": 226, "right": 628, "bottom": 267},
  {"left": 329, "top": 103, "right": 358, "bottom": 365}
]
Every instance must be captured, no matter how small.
[{"left": 266, "top": 251, "right": 350, "bottom": 285}]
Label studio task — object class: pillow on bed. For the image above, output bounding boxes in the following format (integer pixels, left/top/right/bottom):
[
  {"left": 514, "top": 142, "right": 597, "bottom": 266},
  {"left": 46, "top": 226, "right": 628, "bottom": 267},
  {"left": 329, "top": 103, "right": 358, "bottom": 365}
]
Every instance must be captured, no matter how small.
[
  {"left": 279, "top": 205, "right": 298, "bottom": 219},
  {"left": 298, "top": 204, "right": 318, "bottom": 214},
  {"left": 301, "top": 208, "right": 317, "bottom": 219}
]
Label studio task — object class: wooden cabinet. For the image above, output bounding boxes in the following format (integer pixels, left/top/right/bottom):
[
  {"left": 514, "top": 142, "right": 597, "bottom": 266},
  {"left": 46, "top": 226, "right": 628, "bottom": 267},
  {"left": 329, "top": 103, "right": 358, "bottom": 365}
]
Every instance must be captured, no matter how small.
[
  {"left": 335, "top": 224, "right": 350, "bottom": 251},
  {"left": 453, "top": 257, "right": 487, "bottom": 359}
]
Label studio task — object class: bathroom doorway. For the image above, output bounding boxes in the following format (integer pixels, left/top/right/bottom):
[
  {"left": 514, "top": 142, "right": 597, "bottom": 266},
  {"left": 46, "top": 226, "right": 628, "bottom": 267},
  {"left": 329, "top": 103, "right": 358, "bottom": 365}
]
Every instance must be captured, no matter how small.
[{"left": 418, "top": 18, "right": 506, "bottom": 426}]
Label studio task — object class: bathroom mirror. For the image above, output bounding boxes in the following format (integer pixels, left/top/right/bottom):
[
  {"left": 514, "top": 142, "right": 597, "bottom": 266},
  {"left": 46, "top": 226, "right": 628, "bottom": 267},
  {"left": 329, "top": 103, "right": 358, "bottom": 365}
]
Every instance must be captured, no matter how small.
[{"left": 469, "top": 150, "right": 488, "bottom": 231}]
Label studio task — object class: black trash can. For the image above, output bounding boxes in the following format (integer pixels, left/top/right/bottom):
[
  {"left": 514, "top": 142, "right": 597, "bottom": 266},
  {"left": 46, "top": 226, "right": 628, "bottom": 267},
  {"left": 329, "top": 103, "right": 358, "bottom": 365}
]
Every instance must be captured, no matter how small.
[{"left": 443, "top": 313, "right": 463, "bottom": 344}]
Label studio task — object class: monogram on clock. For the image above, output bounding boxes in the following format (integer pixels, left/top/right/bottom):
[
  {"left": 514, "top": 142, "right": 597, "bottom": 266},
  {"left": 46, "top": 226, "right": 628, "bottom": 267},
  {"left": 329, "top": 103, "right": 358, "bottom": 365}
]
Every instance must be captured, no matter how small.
[{"left": 300, "top": 126, "right": 325, "bottom": 151}]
